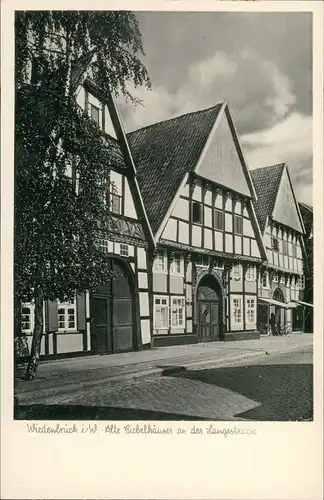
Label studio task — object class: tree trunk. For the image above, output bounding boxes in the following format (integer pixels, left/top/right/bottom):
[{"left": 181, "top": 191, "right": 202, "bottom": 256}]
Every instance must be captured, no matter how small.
[{"left": 25, "top": 288, "right": 44, "bottom": 380}]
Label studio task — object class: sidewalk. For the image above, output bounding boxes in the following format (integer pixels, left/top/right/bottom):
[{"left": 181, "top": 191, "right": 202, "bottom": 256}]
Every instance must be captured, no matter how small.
[{"left": 15, "top": 333, "right": 312, "bottom": 405}]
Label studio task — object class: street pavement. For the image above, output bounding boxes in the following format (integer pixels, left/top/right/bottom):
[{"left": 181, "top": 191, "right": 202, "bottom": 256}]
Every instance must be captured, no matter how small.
[{"left": 15, "top": 339, "right": 313, "bottom": 421}]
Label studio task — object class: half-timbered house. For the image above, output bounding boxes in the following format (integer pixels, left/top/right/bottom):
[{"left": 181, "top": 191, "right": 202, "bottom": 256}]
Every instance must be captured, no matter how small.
[
  {"left": 250, "top": 164, "right": 307, "bottom": 334},
  {"left": 126, "top": 101, "right": 268, "bottom": 347},
  {"left": 19, "top": 77, "right": 155, "bottom": 359},
  {"left": 298, "top": 202, "right": 313, "bottom": 332}
]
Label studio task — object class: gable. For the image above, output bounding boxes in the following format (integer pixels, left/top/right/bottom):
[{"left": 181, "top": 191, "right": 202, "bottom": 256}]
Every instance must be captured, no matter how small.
[
  {"left": 196, "top": 108, "right": 251, "bottom": 198},
  {"left": 272, "top": 168, "right": 303, "bottom": 233}
]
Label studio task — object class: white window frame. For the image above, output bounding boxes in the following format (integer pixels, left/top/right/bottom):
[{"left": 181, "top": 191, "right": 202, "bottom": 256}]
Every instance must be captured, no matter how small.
[
  {"left": 280, "top": 275, "right": 285, "bottom": 285},
  {"left": 297, "top": 275, "right": 305, "bottom": 290},
  {"left": 195, "top": 255, "right": 210, "bottom": 267},
  {"left": 245, "top": 296, "right": 256, "bottom": 325},
  {"left": 153, "top": 296, "right": 169, "bottom": 329},
  {"left": 231, "top": 295, "right": 243, "bottom": 327},
  {"left": 57, "top": 299, "right": 77, "bottom": 332},
  {"left": 170, "top": 296, "right": 185, "bottom": 328},
  {"left": 171, "top": 254, "right": 184, "bottom": 275},
  {"left": 154, "top": 250, "right": 167, "bottom": 274},
  {"left": 272, "top": 273, "right": 278, "bottom": 283},
  {"left": 120, "top": 244, "right": 129, "bottom": 257},
  {"left": 261, "top": 271, "right": 269, "bottom": 289},
  {"left": 21, "top": 302, "right": 35, "bottom": 334},
  {"left": 233, "top": 215, "right": 243, "bottom": 235},
  {"left": 232, "top": 263, "right": 242, "bottom": 281},
  {"left": 98, "top": 239, "right": 110, "bottom": 253},
  {"left": 245, "top": 265, "right": 256, "bottom": 282}
]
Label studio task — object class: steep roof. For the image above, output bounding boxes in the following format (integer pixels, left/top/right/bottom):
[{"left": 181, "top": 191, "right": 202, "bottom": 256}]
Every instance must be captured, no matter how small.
[
  {"left": 250, "top": 164, "right": 286, "bottom": 233},
  {"left": 127, "top": 104, "right": 222, "bottom": 234}
]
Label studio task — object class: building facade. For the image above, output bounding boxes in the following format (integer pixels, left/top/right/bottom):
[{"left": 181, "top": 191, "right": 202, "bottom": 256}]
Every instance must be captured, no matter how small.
[
  {"left": 298, "top": 202, "right": 314, "bottom": 332},
  {"left": 126, "top": 102, "right": 268, "bottom": 347},
  {"left": 18, "top": 77, "right": 154, "bottom": 359},
  {"left": 251, "top": 164, "right": 308, "bottom": 335}
]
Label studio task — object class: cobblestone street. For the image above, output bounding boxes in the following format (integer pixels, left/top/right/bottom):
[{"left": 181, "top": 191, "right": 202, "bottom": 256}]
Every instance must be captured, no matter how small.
[{"left": 16, "top": 345, "right": 313, "bottom": 421}]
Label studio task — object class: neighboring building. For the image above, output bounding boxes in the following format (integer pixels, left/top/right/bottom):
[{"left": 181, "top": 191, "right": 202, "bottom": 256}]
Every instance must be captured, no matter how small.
[
  {"left": 127, "top": 101, "right": 268, "bottom": 347},
  {"left": 250, "top": 164, "right": 307, "bottom": 334},
  {"left": 298, "top": 202, "right": 313, "bottom": 332},
  {"left": 19, "top": 77, "right": 155, "bottom": 359}
]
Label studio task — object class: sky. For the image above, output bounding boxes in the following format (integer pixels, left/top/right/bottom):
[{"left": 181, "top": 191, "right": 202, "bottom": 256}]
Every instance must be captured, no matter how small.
[{"left": 117, "top": 12, "right": 312, "bottom": 206}]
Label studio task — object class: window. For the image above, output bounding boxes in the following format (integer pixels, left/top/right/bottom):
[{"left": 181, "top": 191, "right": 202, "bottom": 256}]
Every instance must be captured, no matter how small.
[
  {"left": 271, "top": 237, "right": 279, "bottom": 252},
  {"left": 231, "top": 296, "right": 243, "bottom": 326},
  {"left": 120, "top": 244, "right": 129, "bottom": 257},
  {"left": 272, "top": 273, "right": 278, "bottom": 283},
  {"left": 297, "top": 275, "right": 305, "bottom": 290},
  {"left": 245, "top": 297, "right": 256, "bottom": 325},
  {"left": 232, "top": 263, "right": 242, "bottom": 281},
  {"left": 262, "top": 272, "right": 269, "bottom": 289},
  {"left": 282, "top": 241, "right": 289, "bottom": 255},
  {"left": 196, "top": 255, "right": 209, "bottom": 267},
  {"left": 170, "top": 297, "right": 185, "bottom": 327},
  {"left": 291, "top": 244, "right": 297, "bottom": 258},
  {"left": 110, "top": 193, "right": 121, "bottom": 215},
  {"left": 214, "top": 209, "right": 224, "bottom": 231},
  {"left": 90, "top": 104, "right": 100, "bottom": 126},
  {"left": 98, "top": 239, "right": 109, "bottom": 253},
  {"left": 154, "top": 250, "right": 167, "bottom": 273},
  {"left": 280, "top": 275, "right": 285, "bottom": 284},
  {"left": 192, "top": 202, "right": 203, "bottom": 224},
  {"left": 171, "top": 254, "right": 183, "bottom": 274},
  {"left": 21, "top": 303, "right": 34, "bottom": 333},
  {"left": 245, "top": 265, "right": 256, "bottom": 282},
  {"left": 234, "top": 215, "right": 243, "bottom": 235},
  {"left": 58, "top": 300, "right": 76, "bottom": 331},
  {"left": 154, "top": 296, "right": 169, "bottom": 328}
]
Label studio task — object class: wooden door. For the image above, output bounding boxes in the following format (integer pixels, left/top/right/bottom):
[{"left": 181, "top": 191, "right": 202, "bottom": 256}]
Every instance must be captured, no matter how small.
[
  {"left": 112, "top": 261, "right": 133, "bottom": 352},
  {"left": 196, "top": 282, "right": 221, "bottom": 342},
  {"left": 90, "top": 296, "right": 112, "bottom": 353}
]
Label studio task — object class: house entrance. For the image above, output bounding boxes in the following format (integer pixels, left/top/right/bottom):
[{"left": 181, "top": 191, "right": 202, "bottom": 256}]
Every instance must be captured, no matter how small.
[
  {"left": 196, "top": 274, "right": 222, "bottom": 342},
  {"left": 90, "top": 259, "right": 135, "bottom": 353}
]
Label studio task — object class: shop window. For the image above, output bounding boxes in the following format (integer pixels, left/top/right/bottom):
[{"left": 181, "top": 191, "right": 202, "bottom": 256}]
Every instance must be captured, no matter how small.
[{"left": 154, "top": 296, "right": 169, "bottom": 328}]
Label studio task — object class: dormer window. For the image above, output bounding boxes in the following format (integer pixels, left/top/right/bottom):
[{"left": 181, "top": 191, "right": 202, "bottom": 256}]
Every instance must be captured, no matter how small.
[{"left": 192, "top": 202, "right": 203, "bottom": 224}]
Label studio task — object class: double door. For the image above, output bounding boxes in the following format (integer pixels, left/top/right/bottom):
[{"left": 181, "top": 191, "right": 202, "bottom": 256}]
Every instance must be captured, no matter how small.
[
  {"left": 90, "top": 260, "right": 134, "bottom": 354},
  {"left": 197, "top": 300, "right": 220, "bottom": 341}
]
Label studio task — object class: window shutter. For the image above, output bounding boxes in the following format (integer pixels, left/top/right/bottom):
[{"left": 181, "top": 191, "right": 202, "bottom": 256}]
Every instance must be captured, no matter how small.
[
  {"left": 45, "top": 300, "right": 58, "bottom": 332},
  {"left": 77, "top": 293, "right": 86, "bottom": 331}
]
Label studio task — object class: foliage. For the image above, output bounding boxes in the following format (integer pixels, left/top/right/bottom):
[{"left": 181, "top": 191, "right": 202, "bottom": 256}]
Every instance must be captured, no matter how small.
[{"left": 14, "top": 11, "right": 150, "bottom": 377}]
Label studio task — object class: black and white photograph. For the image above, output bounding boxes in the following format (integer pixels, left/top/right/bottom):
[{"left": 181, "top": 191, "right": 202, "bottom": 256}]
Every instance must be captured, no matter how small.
[
  {"left": 12, "top": 9, "right": 315, "bottom": 422},
  {"left": 1, "top": 2, "right": 323, "bottom": 499}
]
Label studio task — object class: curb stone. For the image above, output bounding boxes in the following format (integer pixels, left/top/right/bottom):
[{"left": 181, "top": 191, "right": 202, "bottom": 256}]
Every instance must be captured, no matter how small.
[{"left": 15, "top": 341, "right": 312, "bottom": 406}]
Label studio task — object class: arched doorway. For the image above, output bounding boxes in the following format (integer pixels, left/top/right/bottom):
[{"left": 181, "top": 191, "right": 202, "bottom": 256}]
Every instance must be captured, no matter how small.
[
  {"left": 196, "top": 274, "right": 222, "bottom": 342},
  {"left": 90, "top": 258, "right": 136, "bottom": 353},
  {"left": 273, "top": 287, "right": 285, "bottom": 333}
]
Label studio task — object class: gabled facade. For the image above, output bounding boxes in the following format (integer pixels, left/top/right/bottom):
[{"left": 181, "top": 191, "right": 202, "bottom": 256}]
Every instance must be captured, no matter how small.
[
  {"left": 251, "top": 164, "right": 308, "bottom": 334},
  {"left": 19, "top": 78, "right": 154, "bottom": 359},
  {"left": 127, "top": 102, "right": 267, "bottom": 346}
]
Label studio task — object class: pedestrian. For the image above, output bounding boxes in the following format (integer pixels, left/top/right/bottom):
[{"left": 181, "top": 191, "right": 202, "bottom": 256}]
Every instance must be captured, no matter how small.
[{"left": 270, "top": 312, "right": 278, "bottom": 336}]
